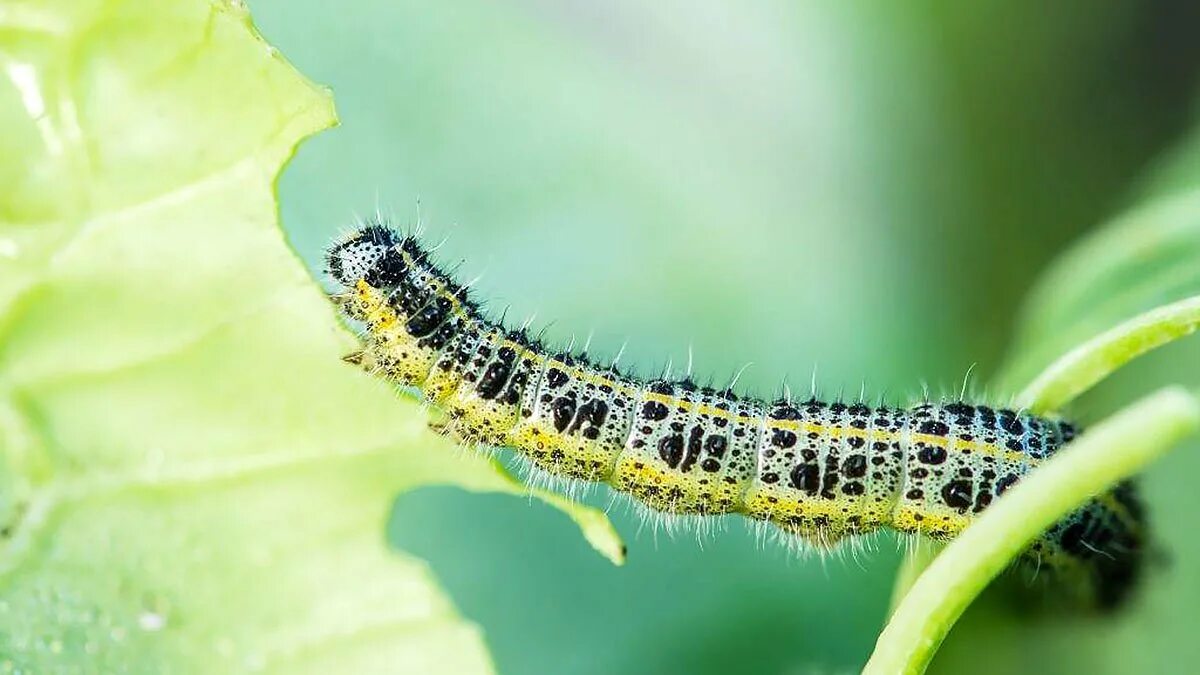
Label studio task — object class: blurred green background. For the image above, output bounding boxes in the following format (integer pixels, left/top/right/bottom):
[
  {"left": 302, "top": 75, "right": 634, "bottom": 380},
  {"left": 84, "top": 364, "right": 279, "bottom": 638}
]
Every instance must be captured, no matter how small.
[{"left": 250, "top": 1, "right": 1200, "bottom": 673}]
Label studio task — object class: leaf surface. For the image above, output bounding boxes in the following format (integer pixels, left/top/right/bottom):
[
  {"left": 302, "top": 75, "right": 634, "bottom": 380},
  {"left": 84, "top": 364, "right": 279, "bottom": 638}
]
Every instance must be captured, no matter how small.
[{"left": 0, "top": 1, "right": 620, "bottom": 671}]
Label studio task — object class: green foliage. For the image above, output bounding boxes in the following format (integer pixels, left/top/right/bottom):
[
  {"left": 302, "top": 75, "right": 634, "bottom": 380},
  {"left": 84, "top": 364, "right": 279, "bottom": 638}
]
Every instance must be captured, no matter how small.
[
  {"left": 1014, "top": 296, "right": 1200, "bottom": 414},
  {"left": 4, "top": 1, "right": 1200, "bottom": 674},
  {"left": 0, "top": 1, "right": 618, "bottom": 672},
  {"left": 921, "top": 121, "right": 1200, "bottom": 675},
  {"left": 1000, "top": 110, "right": 1200, "bottom": 403},
  {"left": 871, "top": 388, "right": 1199, "bottom": 674},
  {"left": 877, "top": 99, "right": 1200, "bottom": 671}
]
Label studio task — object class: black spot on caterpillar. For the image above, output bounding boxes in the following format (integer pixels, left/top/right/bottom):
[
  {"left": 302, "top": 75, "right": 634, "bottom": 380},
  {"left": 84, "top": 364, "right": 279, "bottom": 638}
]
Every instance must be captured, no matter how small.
[{"left": 326, "top": 221, "right": 1145, "bottom": 608}]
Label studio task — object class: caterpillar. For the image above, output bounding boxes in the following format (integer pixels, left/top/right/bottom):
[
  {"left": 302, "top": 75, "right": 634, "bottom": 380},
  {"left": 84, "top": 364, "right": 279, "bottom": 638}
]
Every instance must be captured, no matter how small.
[{"left": 326, "top": 221, "right": 1145, "bottom": 608}]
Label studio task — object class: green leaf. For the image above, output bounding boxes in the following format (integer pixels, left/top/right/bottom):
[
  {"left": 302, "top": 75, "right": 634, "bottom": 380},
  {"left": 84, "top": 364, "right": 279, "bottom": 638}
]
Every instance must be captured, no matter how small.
[
  {"left": 993, "top": 118, "right": 1200, "bottom": 411},
  {"left": 999, "top": 184, "right": 1200, "bottom": 397},
  {"left": 0, "top": 1, "right": 620, "bottom": 672}
]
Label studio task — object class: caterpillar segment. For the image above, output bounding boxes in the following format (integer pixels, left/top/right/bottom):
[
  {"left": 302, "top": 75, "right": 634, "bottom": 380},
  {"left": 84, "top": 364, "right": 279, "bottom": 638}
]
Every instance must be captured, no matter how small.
[
  {"left": 509, "top": 354, "right": 634, "bottom": 482},
  {"left": 614, "top": 381, "right": 755, "bottom": 516},
  {"left": 325, "top": 221, "right": 1147, "bottom": 607}
]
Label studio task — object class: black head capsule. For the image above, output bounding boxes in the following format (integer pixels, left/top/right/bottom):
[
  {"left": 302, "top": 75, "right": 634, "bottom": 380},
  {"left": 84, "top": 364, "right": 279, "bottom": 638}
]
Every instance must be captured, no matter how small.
[{"left": 326, "top": 224, "right": 402, "bottom": 286}]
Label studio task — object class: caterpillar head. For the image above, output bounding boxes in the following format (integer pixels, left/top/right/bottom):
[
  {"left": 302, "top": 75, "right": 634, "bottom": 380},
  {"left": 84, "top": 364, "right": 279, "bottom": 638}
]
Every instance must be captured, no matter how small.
[{"left": 325, "top": 224, "right": 401, "bottom": 287}]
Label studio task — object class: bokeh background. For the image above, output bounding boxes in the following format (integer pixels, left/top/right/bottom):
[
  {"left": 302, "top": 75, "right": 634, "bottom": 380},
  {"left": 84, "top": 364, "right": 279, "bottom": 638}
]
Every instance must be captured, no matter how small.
[{"left": 249, "top": 2, "right": 1200, "bottom": 673}]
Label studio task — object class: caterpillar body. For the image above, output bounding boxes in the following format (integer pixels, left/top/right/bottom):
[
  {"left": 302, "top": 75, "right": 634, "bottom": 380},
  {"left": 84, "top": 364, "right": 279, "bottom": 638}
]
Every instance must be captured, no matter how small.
[{"left": 326, "top": 222, "right": 1145, "bottom": 607}]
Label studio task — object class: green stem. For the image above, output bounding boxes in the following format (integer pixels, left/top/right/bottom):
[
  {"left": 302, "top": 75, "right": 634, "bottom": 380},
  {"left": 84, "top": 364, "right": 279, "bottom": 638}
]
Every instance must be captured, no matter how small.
[
  {"left": 887, "top": 539, "right": 940, "bottom": 616},
  {"left": 864, "top": 386, "right": 1200, "bottom": 675},
  {"left": 1015, "top": 295, "right": 1200, "bottom": 414}
]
